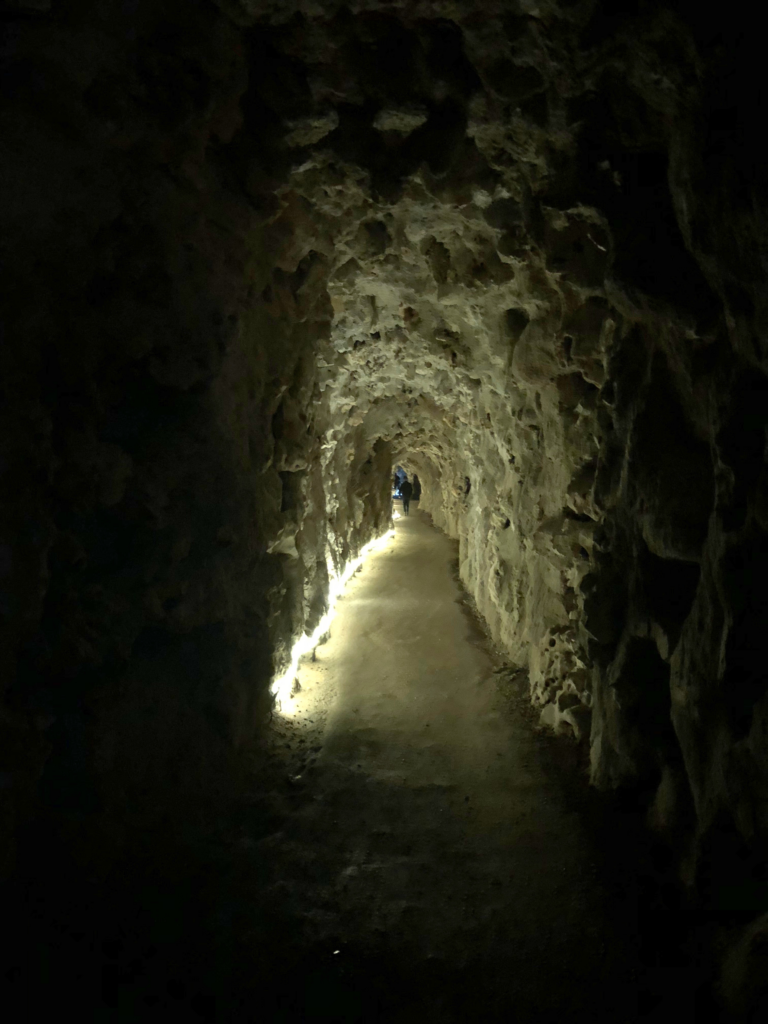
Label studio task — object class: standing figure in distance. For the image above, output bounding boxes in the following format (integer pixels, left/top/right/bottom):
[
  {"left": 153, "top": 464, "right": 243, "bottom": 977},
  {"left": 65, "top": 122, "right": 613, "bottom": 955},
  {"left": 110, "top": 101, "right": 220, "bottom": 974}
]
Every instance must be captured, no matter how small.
[{"left": 400, "top": 476, "right": 413, "bottom": 516}]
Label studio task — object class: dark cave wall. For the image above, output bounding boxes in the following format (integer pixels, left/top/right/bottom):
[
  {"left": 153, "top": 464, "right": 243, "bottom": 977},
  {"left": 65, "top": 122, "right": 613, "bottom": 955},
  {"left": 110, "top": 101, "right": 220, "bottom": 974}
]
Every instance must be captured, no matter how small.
[
  {"left": 578, "top": 11, "right": 768, "bottom": 889},
  {"left": 1, "top": 0, "right": 278, "bottom": 862},
  {"left": 1, "top": 1, "right": 768, "bottom": 956},
  {"left": 0, "top": 0, "right": 391, "bottom": 872}
]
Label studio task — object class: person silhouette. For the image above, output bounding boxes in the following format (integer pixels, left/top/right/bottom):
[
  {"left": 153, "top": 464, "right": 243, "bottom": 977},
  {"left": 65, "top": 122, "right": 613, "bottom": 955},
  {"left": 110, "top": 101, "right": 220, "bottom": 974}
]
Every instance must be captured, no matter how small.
[{"left": 400, "top": 476, "right": 413, "bottom": 515}]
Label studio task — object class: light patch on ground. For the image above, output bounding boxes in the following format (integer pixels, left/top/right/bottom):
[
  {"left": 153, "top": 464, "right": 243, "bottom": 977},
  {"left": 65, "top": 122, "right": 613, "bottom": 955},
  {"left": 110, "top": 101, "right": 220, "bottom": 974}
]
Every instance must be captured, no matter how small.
[{"left": 271, "top": 527, "right": 397, "bottom": 716}]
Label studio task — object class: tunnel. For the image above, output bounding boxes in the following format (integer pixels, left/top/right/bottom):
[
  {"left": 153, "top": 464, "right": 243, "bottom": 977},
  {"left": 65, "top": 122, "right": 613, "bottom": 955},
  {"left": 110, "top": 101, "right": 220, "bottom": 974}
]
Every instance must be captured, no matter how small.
[{"left": 2, "top": 1, "right": 768, "bottom": 1021}]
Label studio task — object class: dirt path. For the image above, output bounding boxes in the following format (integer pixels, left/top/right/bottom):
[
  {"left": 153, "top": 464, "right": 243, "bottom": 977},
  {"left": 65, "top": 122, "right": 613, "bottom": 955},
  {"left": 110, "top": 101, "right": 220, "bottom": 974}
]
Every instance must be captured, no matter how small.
[{"left": 266, "top": 508, "right": 641, "bottom": 1022}]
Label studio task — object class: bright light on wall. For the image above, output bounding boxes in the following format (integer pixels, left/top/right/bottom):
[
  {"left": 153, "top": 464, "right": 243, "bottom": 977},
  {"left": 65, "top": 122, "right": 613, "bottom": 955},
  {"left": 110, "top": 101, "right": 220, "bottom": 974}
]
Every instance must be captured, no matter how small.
[{"left": 270, "top": 527, "right": 396, "bottom": 711}]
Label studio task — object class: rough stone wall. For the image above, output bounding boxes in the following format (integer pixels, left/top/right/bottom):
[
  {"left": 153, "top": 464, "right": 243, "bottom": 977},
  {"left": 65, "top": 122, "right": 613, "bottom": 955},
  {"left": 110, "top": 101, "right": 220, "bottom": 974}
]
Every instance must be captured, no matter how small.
[{"left": 3, "top": 1, "right": 768, "bottom": 958}]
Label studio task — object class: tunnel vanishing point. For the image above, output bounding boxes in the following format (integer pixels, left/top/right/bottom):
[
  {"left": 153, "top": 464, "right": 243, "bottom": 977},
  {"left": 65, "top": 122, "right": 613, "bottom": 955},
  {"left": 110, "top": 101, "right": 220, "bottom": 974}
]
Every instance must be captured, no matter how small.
[{"left": 2, "top": 0, "right": 768, "bottom": 1020}]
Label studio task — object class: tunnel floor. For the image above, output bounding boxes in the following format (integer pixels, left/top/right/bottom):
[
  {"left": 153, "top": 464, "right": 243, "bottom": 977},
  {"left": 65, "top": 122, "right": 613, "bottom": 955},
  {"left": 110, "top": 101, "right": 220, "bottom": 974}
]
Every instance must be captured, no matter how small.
[
  {"left": 6, "top": 509, "right": 706, "bottom": 1023},
  {"left": 260, "top": 507, "right": 644, "bottom": 1022}
]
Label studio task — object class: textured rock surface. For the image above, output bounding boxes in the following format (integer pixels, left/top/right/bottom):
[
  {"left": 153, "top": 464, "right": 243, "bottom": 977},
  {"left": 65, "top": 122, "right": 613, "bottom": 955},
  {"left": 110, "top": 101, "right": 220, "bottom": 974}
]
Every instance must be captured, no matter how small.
[{"left": 3, "top": 4, "right": 768, "bottom": 1009}]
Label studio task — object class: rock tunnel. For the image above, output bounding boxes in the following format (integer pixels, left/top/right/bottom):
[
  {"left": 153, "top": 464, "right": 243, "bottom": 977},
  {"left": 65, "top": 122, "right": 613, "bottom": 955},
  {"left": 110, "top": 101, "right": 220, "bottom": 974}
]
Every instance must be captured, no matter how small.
[{"left": 3, "top": 1, "right": 768, "bottom": 1020}]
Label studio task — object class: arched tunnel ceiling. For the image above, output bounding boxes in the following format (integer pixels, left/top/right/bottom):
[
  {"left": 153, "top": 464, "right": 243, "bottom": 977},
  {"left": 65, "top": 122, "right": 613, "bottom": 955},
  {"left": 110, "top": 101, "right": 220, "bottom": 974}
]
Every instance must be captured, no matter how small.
[
  {"left": 252, "top": 0, "right": 673, "bottom": 542},
  {"left": 246, "top": 0, "right": 718, "bottom": 478}
]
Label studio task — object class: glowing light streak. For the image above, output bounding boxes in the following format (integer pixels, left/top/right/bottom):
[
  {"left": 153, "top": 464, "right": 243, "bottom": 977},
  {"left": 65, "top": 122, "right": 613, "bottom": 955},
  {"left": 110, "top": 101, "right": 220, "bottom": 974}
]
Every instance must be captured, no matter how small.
[{"left": 270, "top": 527, "right": 396, "bottom": 710}]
